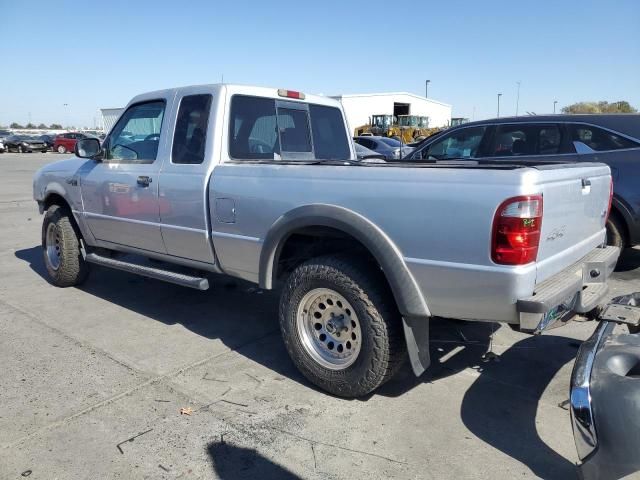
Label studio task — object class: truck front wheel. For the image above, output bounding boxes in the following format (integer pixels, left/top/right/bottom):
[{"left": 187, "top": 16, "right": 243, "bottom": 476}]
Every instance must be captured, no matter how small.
[
  {"left": 279, "top": 255, "right": 405, "bottom": 397},
  {"left": 42, "top": 205, "right": 89, "bottom": 287}
]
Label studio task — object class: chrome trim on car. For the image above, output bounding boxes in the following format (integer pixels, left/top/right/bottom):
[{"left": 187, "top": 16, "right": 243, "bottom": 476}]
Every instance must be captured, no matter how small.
[{"left": 570, "top": 320, "right": 615, "bottom": 460}]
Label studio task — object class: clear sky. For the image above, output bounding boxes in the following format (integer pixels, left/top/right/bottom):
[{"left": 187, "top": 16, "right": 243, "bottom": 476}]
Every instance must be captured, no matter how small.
[{"left": 1, "top": 0, "right": 638, "bottom": 127}]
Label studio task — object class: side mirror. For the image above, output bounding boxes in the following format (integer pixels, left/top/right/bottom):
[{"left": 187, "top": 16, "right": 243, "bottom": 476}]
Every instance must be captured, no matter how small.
[{"left": 75, "top": 138, "right": 102, "bottom": 160}]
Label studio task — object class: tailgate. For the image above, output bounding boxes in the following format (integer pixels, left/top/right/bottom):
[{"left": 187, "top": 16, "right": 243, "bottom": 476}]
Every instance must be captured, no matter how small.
[{"left": 534, "top": 164, "right": 611, "bottom": 282}]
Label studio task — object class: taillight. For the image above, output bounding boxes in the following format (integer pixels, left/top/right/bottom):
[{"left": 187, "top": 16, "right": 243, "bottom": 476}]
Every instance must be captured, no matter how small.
[
  {"left": 606, "top": 178, "right": 613, "bottom": 221},
  {"left": 492, "top": 195, "right": 543, "bottom": 265},
  {"left": 277, "top": 89, "right": 305, "bottom": 100}
]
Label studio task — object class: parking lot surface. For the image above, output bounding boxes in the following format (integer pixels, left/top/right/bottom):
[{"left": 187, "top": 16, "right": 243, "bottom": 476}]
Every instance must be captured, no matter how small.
[{"left": 1, "top": 152, "right": 639, "bottom": 479}]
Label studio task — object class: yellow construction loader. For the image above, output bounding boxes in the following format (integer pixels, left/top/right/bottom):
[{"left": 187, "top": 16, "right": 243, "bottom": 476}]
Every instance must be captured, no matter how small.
[
  {"left": 355, "top": 114, "right": 441, "bottom": 143},
  {"left": 353, "top": 114, "right": 394, "bottom": 137}
]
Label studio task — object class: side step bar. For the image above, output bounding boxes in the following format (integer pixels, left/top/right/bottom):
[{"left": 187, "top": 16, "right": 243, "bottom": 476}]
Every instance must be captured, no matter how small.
[{"left": 85, "top": 253, "right": 209, "bottom": 290}]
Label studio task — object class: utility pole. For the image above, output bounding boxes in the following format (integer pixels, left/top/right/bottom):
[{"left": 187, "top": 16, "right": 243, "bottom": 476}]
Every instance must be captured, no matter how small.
[
  {"left": 515, "top": 81, "right": 521, "bottom": 116},
  {"left": 497, "top": 93, "right": 502, "bottom": 118},
  {"left": 553, "top": 100, "right": 558, "bottom": 114},
  {"left": 425, "top": 80, "right": 430, "bottom": 98}
]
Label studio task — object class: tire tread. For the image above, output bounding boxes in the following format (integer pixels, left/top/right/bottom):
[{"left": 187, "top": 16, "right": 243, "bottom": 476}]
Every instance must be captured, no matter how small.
[
  {"left": 42, "top": 204, "right": 89, "bottom": 287},
  {"left": 279, "top": 254, "right": 405, "bottom": 397}
]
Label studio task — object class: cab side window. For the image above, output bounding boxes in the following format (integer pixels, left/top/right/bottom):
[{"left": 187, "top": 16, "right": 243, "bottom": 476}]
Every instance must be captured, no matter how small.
[
  {"left": 172, "top": 94, "right": 212, "bottom": 164},
  {"left": 570, "top": 124, "right": 640, "bottom": 151},
  {"left": 105, "top": 100, "right": 165, "bottom": 163},
  {"left": 420, "top": 126, "right": 486, "bottom": 160}
]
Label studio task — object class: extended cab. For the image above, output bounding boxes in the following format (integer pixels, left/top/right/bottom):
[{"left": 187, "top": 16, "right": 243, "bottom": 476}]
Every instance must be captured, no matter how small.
[{"left": 33, "top": 84, "right": 619, "bottom": 397}]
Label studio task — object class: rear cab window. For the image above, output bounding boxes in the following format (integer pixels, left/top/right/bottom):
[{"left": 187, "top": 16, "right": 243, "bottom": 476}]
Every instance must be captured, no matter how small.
[{"left": 228, "top": 95, "right": 350, "bottom": 161}]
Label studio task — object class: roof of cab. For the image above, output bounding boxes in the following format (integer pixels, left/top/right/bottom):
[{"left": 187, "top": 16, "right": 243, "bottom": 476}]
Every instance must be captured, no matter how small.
[{"left": 128, "top": 83, "right": 341, "bottom": 109}]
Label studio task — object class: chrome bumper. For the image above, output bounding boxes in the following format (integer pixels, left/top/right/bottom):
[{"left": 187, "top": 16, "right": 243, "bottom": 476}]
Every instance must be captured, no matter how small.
[
  {"left": 517, "top": 246, "right": 620, "bottom": 332},
  {"left": 570, "top": 320, "right": 614, "bottom": 461}
]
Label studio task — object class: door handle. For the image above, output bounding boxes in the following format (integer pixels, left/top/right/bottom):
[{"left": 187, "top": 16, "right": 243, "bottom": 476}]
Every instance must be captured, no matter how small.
[{"left": 137, "top": 176, "right": 152, "bottom": 187}]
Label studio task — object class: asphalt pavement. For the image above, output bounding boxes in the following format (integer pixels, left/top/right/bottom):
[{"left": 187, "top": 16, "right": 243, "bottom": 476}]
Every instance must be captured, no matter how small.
[{"left": 1, "top": 152, "right": 639, "bottom": 479}]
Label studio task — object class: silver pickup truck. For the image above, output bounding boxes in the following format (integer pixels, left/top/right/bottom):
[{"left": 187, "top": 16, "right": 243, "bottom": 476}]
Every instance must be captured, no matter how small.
[{"left": 33, "top": 84, "right": 619, "bottom": 397}]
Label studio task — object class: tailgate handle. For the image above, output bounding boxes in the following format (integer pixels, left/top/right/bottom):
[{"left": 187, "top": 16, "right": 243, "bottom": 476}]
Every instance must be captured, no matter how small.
[{"left": 581, "top": 178, "right": 591, "bottom": 188}]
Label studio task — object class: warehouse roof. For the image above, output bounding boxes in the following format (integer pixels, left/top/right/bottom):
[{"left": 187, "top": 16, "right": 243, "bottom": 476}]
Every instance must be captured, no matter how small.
[{"left": 330, "top": 92, "right": 451, "bottom": 108}]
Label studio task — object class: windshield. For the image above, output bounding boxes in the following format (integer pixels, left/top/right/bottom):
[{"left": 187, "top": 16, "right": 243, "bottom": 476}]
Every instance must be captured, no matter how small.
[
  {"left": 398, "top": 116, "right": 419, "bottom": 127},
  {"left": 379, "top": 137, "right": 401, "bottom": 147},
  {"left": 371, "top": 115, "right": 393, "bottom": 128}
]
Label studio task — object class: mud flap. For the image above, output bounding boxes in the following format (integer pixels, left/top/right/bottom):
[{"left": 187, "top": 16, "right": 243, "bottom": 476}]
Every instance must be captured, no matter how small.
[{"left": 402, "top": 316, "right": 431, "bottom": 376}]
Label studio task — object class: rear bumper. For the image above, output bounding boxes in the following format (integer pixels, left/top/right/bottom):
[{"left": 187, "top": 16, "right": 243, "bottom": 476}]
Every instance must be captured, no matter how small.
[{"left": 517, "top": 246, "right": 620, "bottom": 332}]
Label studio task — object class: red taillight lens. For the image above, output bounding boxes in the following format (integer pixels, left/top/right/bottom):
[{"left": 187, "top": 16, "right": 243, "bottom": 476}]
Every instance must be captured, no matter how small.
[{"left": 492, "top": 195, "right": 543, "bottom": 265}]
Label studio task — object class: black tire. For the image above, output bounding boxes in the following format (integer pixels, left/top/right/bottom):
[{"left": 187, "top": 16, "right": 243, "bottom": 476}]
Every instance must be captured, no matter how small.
[
  {"left": 41, "top": 204, "right": 89, "bottom": 287},
  {"left": 606, "top": 215, "right": 625, "bottom": 249},
  {"left": 279, "top": 255, "right": 406, "bottom": 398},
  {"left": 18, "top": 145, "right": 23, "bottom": 153}
]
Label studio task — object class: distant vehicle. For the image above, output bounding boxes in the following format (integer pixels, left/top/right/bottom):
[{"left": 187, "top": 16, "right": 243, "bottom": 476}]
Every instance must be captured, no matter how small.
[
  {"left": 0, "top": 129, "right": 11, "bottom": 152},
  {"left": 353, "top": 142, "right": 385, "bottom": 161},
  {"left": 83, "top": 130, "right": 105, "bottom": 139},
  {"left": 405, "top": 114, "right": 640, "bottom": 249},
  {"left": 354, "top": 114, "right": 440, "bottom": 143},
  {"left": 571, "top": 293, "right": 640, "bottom": 479},
  {"left": 4, "top": 135, "right": 48, "bottom": 153},
  {"left": 53, "top": 132, "right": 88, "bottom": 154},
  {"left": 39, "top": 134, "right": 56, "bottom": 149},
  {"left": 353, "top": 135, "right": 414, "bottom": 160}
]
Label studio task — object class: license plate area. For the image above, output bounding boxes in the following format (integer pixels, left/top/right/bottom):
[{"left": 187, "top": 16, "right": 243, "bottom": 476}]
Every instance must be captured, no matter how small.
[{"left": 537, "top": 292, "right": 579, "bottom": 332}]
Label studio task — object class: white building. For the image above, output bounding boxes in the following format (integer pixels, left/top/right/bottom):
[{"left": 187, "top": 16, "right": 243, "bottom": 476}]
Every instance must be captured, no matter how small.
[
  {"left": 100, "top": 108, "right": 124, "bottom": 132},
  {"left": 330, "top": 92, "right": 452, "bottom": 134}
]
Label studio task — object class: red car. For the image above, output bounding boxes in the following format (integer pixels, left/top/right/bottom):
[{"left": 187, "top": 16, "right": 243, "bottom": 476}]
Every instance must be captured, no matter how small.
[{"left": 53, "top": 132, "right": 88, "bottom": 154}]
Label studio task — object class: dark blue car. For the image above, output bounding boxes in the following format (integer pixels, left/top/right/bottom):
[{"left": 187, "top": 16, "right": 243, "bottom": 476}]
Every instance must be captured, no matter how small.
[{"left": 406, "top": 114, "right": 640, "bottom": 249}]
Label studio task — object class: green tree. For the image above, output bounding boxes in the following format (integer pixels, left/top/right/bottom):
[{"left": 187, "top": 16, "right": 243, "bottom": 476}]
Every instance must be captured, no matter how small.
[
  {"left": 37, "top": 123, "right": 47, "bottom": 129},
  {"left": 562, "top": 101, "right": 637, "bottom": 114},
  {"left": 10, "top": 122, "right": 24, "bottom": 129},
  {"left": 25, "top": 123, "right": 36, "bottom": 129},
  {"left": 49, "top": 123, "right": 63, "bottom": 129}
]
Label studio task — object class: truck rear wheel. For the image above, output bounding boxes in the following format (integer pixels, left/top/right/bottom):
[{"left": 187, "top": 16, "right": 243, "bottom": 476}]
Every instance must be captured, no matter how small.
[
  {"left": 42, "top": 205, "right": 89, "bottom": 287},
  {"left": 279, "top": 255, "right": 405, "bottom": 397}
]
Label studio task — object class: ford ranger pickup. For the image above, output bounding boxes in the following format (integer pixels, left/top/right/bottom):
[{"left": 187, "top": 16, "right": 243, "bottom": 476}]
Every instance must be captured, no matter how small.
[{"left": 33, "top": 84, "right": 620, "bottom": 397}]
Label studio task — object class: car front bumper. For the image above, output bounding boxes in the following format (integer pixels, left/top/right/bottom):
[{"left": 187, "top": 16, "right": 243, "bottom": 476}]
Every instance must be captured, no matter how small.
[
  {"left": 517, "top": 245, "right": 620, "bottom": 332},
  {"left": 570, "top": 294, "right": 640, "bottom": 479}
]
